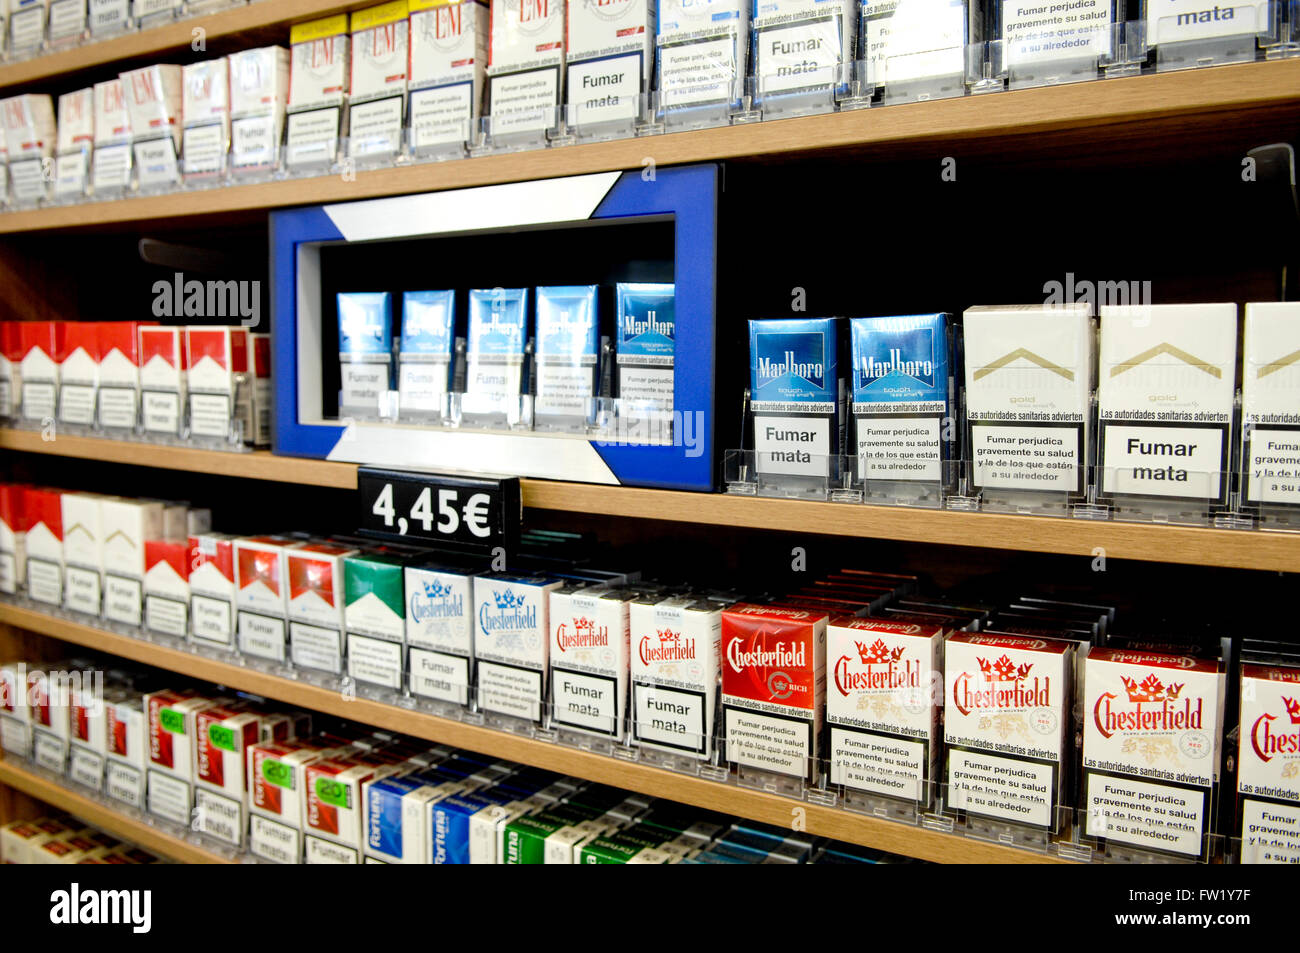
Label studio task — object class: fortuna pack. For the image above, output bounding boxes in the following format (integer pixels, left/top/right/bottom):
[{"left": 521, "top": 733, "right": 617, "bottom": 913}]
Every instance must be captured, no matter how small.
[
  {"left": 249, "top": 740, "right": 342, "bottom": 864},
  {"left": 1237, "top": 662, "right": 1300, "bottom": 864},
  {"left": 1082, "top": 647, "right": 1223, "bottom": 858},
  {"left": 827, "top": 618, "right": 943, "bottom": 804},
  {"left": 720, "top": 604, "right": 826, "bottom": 782},
  {"left": 144, "top": 690, "right": 217, "bottom": 826},
  {"left": 944, "top": 633, "right": 1072, "bottom": 830}
]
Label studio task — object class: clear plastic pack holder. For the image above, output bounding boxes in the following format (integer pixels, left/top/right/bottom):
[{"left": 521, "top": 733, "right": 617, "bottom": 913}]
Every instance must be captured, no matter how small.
[
  {"left": 130, "top": 134, "right": 182, "bottom": 194},
  {"left": 406, "top": 81, "right": 481, "bottom": 159},
  {"left": 560, "top": 92, "right": 659, "bottom": 145},
  {"left": 990, "top": 20, "right": 1112, "bottom": 91},
  {"left": 132, "top": 0, "right": 181, "bottom": 29},
  {"left": 187, "top": 384, "right": 248, "bottom": 448},
  {"left": 940, "top": 777, "right": 1066, "bottom": 852},
  {"left": 7, "top": 2, "right": 47, "bottom": 58},
  {"left": 183, "top": 0, "right": 245, "bottom": 14},
  {"left": 1260, "top": 0, "right": 1300, "bottom": 55},
  {"left": 1097, "top": 463, "right": 1233, "bottom": 526},
  {"left": 477, "top": 682, "right": 548, "bottom": 736},
  {"left": 6, "top": 157, "right": 51, "bottom": 208},
  {"left": 655, "top": 34, "right": 752, "bottom": 132},
  {"left": 282, "top": 104, "right": 345, "bottom": 175},
  {"left": 180, "top": 121, "right": 230, "bottom": 186},
  {"left": 453, "top": 389, "right": 534, "bottom": 431},
  {"left": 477, "top": 104, "right": 563, "bottom": 155},
  {"left": 46, "top": 0, "right": 89, "bottom": 48},
  {"left": 1239, "top": 422, "right": 1300, "bottom": 532},
  {"left": 87, "top": 0, "right": 136, "bottom": 39},
  {"left": 838, "top": 774, "right": 939, "bottom": 824},
  {"left": 228, "top": 109, "right": 283, "bottom": 183},
  {"left": 1100, "top": 19, "right": 1150, "bottom": 76},
  {"left": 1151, "top": 2, "right": 1269, "bottom": 72},
  {"left": 1080, "top": 807, "right": 1225, "bottom": 864},
  {"left": 90, "top": 141, "right": 133, "bottom": 197},
  {"left": 731, "top": 752, "right": 823, "bottom": 800},
  {"left": 344, "top": 93, "right": 407, "bottom": 167},
  {"left": 855, "top": 41, "right": 984, "bottom": 105},
  {"left": 628, "top": 700, "right": 727, "bottom": 778},
  {"left": 750, "top": 60, "right": 853, "bottom": 121},
  {"left": 51, "top": 147, "right": 91, "bottom": 203}
]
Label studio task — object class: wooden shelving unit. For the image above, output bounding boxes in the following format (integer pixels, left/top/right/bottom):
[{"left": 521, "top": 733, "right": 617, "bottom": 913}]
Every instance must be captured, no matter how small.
[
  {"left": 0, "top": 57, "right": 1297, "bottom": 235},
  {"left": 4, "top": 429, "right": 1298, "bottom": 571},
  {"left": 0, "top": 758, "right": 234, "bottom": 864},
  {"left": 0, "top": 602, "right": 1068, "bottom": 864}
]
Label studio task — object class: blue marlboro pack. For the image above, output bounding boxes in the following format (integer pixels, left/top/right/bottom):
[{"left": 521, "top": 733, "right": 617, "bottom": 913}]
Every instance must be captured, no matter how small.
[
  {"left": 849, "top": 313, "right": 953, "bottom": 486},
  {"left": 615, "top": 282, "right": 675, "bottom": 411},
  {"left": 534, "top": 285, "right": 600, "bottom": 425},
  {"left": 337, "top": 292, "right": 393, "bottom": 414},
  {"left": 398, "top": 290, "right": 456, "bottom": 415},
  {"left": 748, "top": 317, "right": 843, "bottom": 482}
]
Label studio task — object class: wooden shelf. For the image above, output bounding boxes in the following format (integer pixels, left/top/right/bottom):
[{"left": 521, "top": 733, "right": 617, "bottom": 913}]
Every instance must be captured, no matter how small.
[
  {"left": 0, "top": 602, "right": 1067, "bottom": 864},
  {"left": 0, "top": 57, "right": 1297, "bottom": 235},
  {"left": 0, "top": 757, "right": 234, "bottom": 863},
  {"left": 0, "top": 0, "right": 360, "bottom": 91},
  {"left": 5, "top": 429, "right": 1300, "bottom": 571}
]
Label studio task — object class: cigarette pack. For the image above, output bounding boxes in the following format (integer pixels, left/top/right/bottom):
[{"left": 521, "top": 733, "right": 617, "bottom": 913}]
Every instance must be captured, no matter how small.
[
  {"left": 1241, "top": 302, "right": 1300, "bottom": 513},
  {"left": 826, "top": 618, "right": 944, "bottom": 805},
  {"left": 65, "top": 678, "right": 103, "bottom": 790},
  {"left": 0, "top": 483, "right": 29, "bottom": 594},
  {"left": 350, "top": 1, "right": 409, "bottom": 156},
  {"left": 287, "top": 542, "right": 358, "bottom": 675},
  {"left": 849, "top": 313, "right": 952, "bottom": 489},
  {"left": 338, "top": 291, "right": 393, "bottom": 415},
  {"left": 57, "top": 324, "right": 100, "bottom": 427},
  {"left": 181, "top": 58, "right": 231, "bottom": 177},
  {"left": 0, "top": 322, "right": 21, "bottom": 418},
  {"left": 91, "top": 78, "right": 133, "bottom": 190},
  {"left": 655, "top": 0, "right": 749, "bottom": 115},
  {"left": 188, "top": 533, "right": 235, "bottom": 648},
  {"left": 1098, "top": 303, "right": 1237, "bottom": 506},
  {"left": 24, "top": 488, "right": 64, "bottom": 607},
  {"left": 533, "top": 285, "right": 599, "bottom": 426},
  {"left": 101, "top": 498, "right": 164, "bottom": 626},
  {"left": 247, "top": 333, "right": 272, "bottom": 445},
  {"left": 615, "top": 282, "right": 674, "bottom": 413},
  {"left": 565, "top": 0, "right": 653, "bottom": 128},
  {"left": 465, "top": 288, "right": 527, "bottom": 416},
  {"left": 502, "top": 808, "right": 614, "bottom": 864},
  {"left": 193, "top": 705, "right": 267, "bottom": 847},
  {"left": 405, "top": 560, "right": 477, "bottom": 705},
  {"left": 944, "top": 633, "right": 1072, "bottom": 831},
  {"left": 104, "top": 692, "right": 148, "bottom": 808},
  {"left": 397, "top": 289, "right": 455, "bottom": 415},
  {"left": 407, "top": 0, "right": 488, "bottom": 150},
  {"left": 962, "top": 304, "right": 1093, "bottom": 501},
  {"left": 0, "top": 662, "right": 31, "bottom": 756},
  {"left": 1082, "top": 646, "right": 1224, "bottom": 859},
  {"left": 138, "top": 326, "right": 187, "bottom": 435},
  {"left": 1237, "top": 661, "right": 1300, "bottom": 864},
  {"left": 19, "top": 322, "right": 66, "bottom": 424},
  {"left": 488, "top": 0, "right": 565, "bottom": 81},
  {"left": 627, "top": 594, "right": 720, "bottom": 761},
  {"left": 751, "top": 0, "right": 856, "bottom": 102},
  {"left": 549, "top": 585, "right": 637, "bottom": 740},
  {"left": 304, "top": 753, "right": 402, "bottom": 862},
  {"left": 228, "top": 46, "right": 291, "bottom": 171},
  {"left": 249, "top": 740, "right": 344, "bottom": 863},
  {"left": 473, "top": 572, "right": 562, "bottom": 723},
  {"left": 1, "top": 820, "right": 50, "bottom": 864},
  {"left": 96, "top": 322, "right": 147, "bottom": 429},
  {"left": 344, "top": 551, "right": 408, "bottom": 689},
  {"left": 185, "top": 326, "right": 249, "bottom": 440},
  {"left": 60, "top": 492, "right": 103, "bottom": 615},
  {"left": 235, "top": 536, "right": 303, "bottom": 661},
  {"left": 144, "top": 539, "right": 189, "bottom": 637},
  {"left": 120, "top": 64, "right": 182, "bottom": 187},
  {"left": 1, "top": 94, "right": 56, "bottom": 165},
  {"left": 363, "top": 770, "right": 471, "bottom": 863},
  {"left": 145, "top": 690, "right": 218, "bottom": 825},
  {"left": 861, "top": 0, "right": 979, "bottom": 87},
  {"left": 55, "top": 88, "right": 94, "bottom": 197},
  {"left": 720, "top": 603, "right": 827, "bottom": 783},
  {"left": 748, "top": 317, "right": 842, "bottom": 485}
]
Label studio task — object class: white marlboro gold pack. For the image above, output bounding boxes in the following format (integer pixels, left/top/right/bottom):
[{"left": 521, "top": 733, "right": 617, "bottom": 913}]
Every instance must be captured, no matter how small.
[
  {"left": 23, "top": 488, "right": 64, "bottom": 607},
  {"left": 1098, "top": 303, "right": 1237, "bottom": 505},
  {"left": 145, "top": 690, "right": 217, "bottom": 825},
  {"left": 408, "top": 0, "right": 487, "bottom": 150},
  {"left": 1242, "top": 302, "right": 1300, "bottom": 511},
  {"left": 188, "top": 533, "right": 236, "bottom": 648},
  {"left": 60, "top": 492, "right": 102, "bottom": 616},
  {"left": 473, "top": 573, "right": 562, "bottom": 723},
  {"left": 185, "top": 326, "right": 249, "bottom": 440},
  {"left": 235, "top": 536, "right": 302, "bottom": 662},
  {"left": 629, "top": 593, "right": 721, "bottom": 761},
  {"left": 720, "top": 603, "right": 827, "bottom": 783},
  {"left": 1082, "top": 647, "right": 1223, "bottom": 859},
  {"left": 826, "top": 618, "right": 943, "bottom": 805},
  {"left": 943, "top": 633, "right": 1072, "bottom": 830},
  {"left": 144, "top": 539, "right": 189, "bottom": 637},
  {"left": 962, "top": 304, "right": 1094, "bottom": 498},
  {"left": 1237, "top": 662, "right": 1300, "bottom": 864},
  {"left": 104, "top": 692, "right": 148, "bottom": 808},
  {"left": 548, "top": 585, "right": 635, "bottom": 741},
  {"left": 101, "top": 497, "right": 163, "bottom": 626}
]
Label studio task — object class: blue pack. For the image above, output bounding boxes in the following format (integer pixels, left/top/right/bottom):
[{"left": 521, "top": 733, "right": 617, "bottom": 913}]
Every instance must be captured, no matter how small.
[
  {"left": 467, "top": 288, "right": 527, "bottom": 359},
  {"left": 850, "top": 314, "right": 949, "bottom": 407},
  {"left": 749, "top": 317, "right": 839, "bottom": 409},
  {"left": 338, "top": 292, "right": 393, "bottom": 358},
  {"left": 401, "top": 290, "right": 456, "bottom": 357}
]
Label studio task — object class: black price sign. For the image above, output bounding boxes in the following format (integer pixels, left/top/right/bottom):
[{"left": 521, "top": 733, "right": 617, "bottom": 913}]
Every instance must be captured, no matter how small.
[{"left": 356, "top": 467, "right": 520, "bottom": 552}]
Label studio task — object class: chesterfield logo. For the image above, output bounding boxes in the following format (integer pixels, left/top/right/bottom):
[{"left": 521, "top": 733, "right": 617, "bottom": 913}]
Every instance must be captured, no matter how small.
[
  {"left": 726, "top": 637, "right": 805, "bottom": 673},
  {"left": 952, "top": 654, "right": 1050, "bottom": 716},
  {"left": 833, "top": 639, "right": 919, "bottom": 697},
  {"left": 639, "top": 628, "right": 696, "bottom": 665},
  {"left": 1093, "top": 672, "right": 1203, "bottom": 740},
  {"left": 410, "top": 578, "right": 463, "bottom": 623},
  {"left": 493, "top": 589, "right": 524, "bottom": 610},
  {"left": 556, "top": 616, "right": 608, "bottom": 653},
  {"left": 479, "top": 588, "right": 536, "bottom": 633},
  {"left": 1249, "top": 695, "right": 1300, "bottom": 763}
]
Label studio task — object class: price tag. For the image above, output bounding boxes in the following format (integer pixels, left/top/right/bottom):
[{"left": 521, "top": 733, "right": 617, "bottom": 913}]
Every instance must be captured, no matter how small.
[{"left": 356, "top": 468, "right": 519, "bottom": 552}]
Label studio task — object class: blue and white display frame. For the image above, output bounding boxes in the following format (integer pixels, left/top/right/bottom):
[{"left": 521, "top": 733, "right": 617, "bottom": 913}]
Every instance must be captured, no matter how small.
[{"left": 270, "top": 164, "right": 718, "bottom": 491}]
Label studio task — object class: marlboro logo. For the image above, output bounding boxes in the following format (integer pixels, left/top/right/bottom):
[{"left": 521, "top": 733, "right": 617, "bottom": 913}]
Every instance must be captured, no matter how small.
[
  {"left": 953, "top": 655, "right": 1050, "bottom": 716},
  {"left": 974, "top": 349, "right": 1074, "bottom": 382},
  {"left": 639, "top": 628, "right": 695, "bottom": 665},
  {"left": 556, "top": 616, "right": 607, "bottom": 653},
  {"left": 290, "top": 559, "right": 334, "bottom": 606},
  {"left": 1249, "top": 696, "right": 1300, "bottom": 763},
  {"left": 239, "top": 549, "right": 280, "bottom": 595},
  {"left": 1092, "top": 672, "right": 1203, "bottom": 739},
  {"left": 1110, "top": 342, "right": 1222, "bottom": 379},
  {"left": 833, "top": 640, "right": 918, "bottom": 696}
]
